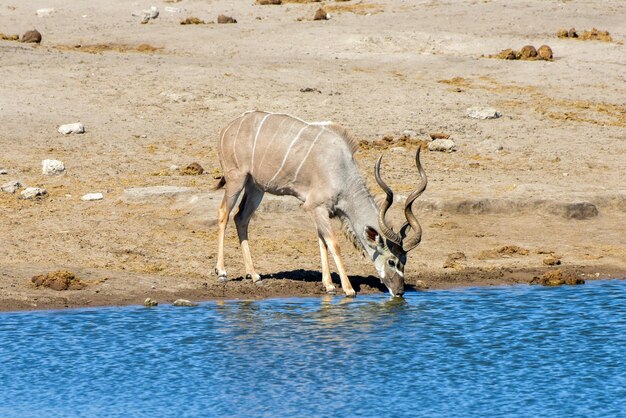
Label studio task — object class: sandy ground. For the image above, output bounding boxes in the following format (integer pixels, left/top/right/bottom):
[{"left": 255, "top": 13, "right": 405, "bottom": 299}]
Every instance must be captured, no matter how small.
[{"left": 1, "top": 0, "right": 625, "bottom": 311}]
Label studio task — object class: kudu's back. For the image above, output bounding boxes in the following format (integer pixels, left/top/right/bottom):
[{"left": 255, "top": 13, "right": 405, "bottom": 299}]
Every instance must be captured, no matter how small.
[{"left": 218, "top": 111, "right": 360, "bottom": 203}]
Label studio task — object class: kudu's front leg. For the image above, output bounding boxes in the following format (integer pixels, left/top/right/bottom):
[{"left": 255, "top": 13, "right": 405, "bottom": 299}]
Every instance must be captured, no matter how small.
[
  {"left": 317, "top": 237, "right": 336, "bottom": 294},
  {"left": 310, "top": 207, "right": 356, "bottom": 297}
]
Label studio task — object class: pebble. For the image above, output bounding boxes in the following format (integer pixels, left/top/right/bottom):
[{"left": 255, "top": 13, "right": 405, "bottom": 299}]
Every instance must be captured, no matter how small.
[
  {"left": 58, "top": 123, "right": 85, "bottom": 135},
  {"left": 143, "top": 298, "right": 158, "bottom": 307},
  {"left": 428, "top": 138, "right": 456, "bottom": 153},
  {"left": 467, "top": 107, "right": 502, "bottom": 119},
  {"left": 169, "top": 165, "right": 180, "bottom": 171},
  {"left": 20, "top": 187, "right": 47, "bottom": 199},
  {"left": 21, "top": 29, "right": 42, "bottom": 44},
  {"left": 0, "top": 169, "right": 7, "bottom": 175},
  {"left": 1, "top": 180, "right": 21, "bottom": 194},
  {"left": 81, "top": 192, "right": 104, "bottom": 201},
  {"left": 402, "top": 130, "right": 418, "bottom": 139},
  {"left": 173, "top": 299, "right": 198, "bottom": 307},
  {"left": 42, "top": 159, "right": 65, "bottom": 175},
  {"left": 36, "top": 8, "right": 55, "bottom": 17},
  {"left": 164, "top": 7, "right": 181, "bottom": 13}
]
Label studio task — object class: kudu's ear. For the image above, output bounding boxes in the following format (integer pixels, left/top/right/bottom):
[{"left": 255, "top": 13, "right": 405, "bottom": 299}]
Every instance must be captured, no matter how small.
[{"left": 363, "top": 226, "right": 384, "bottom": 250}]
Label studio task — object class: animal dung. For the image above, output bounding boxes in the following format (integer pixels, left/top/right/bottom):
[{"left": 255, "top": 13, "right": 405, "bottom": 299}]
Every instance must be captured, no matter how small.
[
  {"left": 21, "top": 29, "right": 42, "bottom": 44},
  {"left": 181, "top": 162, "right": 204, "bottom": 175},
  {"left": 217, "top": 15, "right": 237, "bottom": 24},
  {"left": 488, "top": 45, "right": 553, "bottom": 61},
  {"left": 537, "top": 45, "right": 553, "bottom": 60},
  {"left": 31, "top": 270, "right": 86, "bottom": 291},
  {"left": 529, "top": 269, "right": 584, "bottom": 286},
  {"left": 519, "top": 45, "right": 537, "bottom": 59},
  {"left": 557, "top": 27, "right": 612, "bottom": 42}
]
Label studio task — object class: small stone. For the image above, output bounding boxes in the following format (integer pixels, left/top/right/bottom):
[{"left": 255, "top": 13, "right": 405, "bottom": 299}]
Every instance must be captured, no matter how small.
[
  {"left": 257, "top": 0, "right": 282, "bottom": 4},
  {"left": 217, "top": 15, "right": 237, "bottom": 24},
  {"left": 20, "top": 187, "right": 48, "bottom": 199},
  {"left": 21, "top": 29, "right": 42, "bottom": 43},
  {"left": 81, "top": 192, "right": 104, "bottom": 201},
  {"left": 173, "top": 299, "right": 198, "bottom": 307},
  {"left": 36, "top": 8, "right": 54, "bottom": 17},
  {"left": 147, "top": 6, "right": 159, "bottom": 19},
  {"left": 143, "top": 298, "right": 158, "bottom": 307},
  {"left": 428, "top": 138, "right": 456, "bottom": 153},
  {"left": 390, "top": 147, "right": 406, "bottom": 154},
  {"left": 568, "top": 28, "right": 578, "bottom": 38},
  {"left": 467, "top": 107, "right": 501, "bottom": 119},
  {"left": 164, "top": 7, "right": 181, "bottom": 13},
  {"left": 537, "top": 45, "right": 553, "bottom": 60},
  {"left": 42, "top": 159, "right": 65, "bottom": 175},
  {"left": 0, "top": 169, "right": 8, "bottom": 175},
  {"left": 429, "top": 133, "right": 450, "bottom": 140},
  {"left": 169, "top": 165, "right": 180, "bottom": 171},
  {"left": 58, "top": 122, "right": 85, "bottom": 134},
  {"left": 564, "top": 202, "right": 598, "bottom": 220},
  {"left": 1, "top": 180, "right": 21, "bottom": 194},
  {"left": 313, "top": 8, "right": 328, "bottom": 21}
]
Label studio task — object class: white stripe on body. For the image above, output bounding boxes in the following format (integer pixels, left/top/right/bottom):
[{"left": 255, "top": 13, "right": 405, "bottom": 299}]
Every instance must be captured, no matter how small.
[
  {"left": 268, "top": 125, "right": 309, "bottom": 186},
  {"left": 218, "top": 117, "right": 243, "bottom": 174},
  {"left": 231, "top": 113, "right": 251, "bottom": 168},
  {"left": 250, "top": 113, "right": 272, "bottom": 175},
  {"left": 293, "top": 127, "right": 326, "bottom": 183}
]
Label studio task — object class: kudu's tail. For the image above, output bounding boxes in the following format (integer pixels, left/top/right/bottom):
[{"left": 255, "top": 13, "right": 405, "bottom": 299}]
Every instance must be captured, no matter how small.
[{"left": 211, "top": 176, "right": 226, "bottom": 191}]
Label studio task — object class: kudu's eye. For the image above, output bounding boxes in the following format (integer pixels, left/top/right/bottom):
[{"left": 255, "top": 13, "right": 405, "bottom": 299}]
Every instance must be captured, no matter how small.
[{"left": 387, "top": 259, "right": 396, "bottom": 268}]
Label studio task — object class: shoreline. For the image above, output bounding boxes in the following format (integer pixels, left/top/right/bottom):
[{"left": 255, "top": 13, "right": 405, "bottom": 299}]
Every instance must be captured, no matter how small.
[{"left": 2, "top": 264, "right": 624, "bottom": 313}]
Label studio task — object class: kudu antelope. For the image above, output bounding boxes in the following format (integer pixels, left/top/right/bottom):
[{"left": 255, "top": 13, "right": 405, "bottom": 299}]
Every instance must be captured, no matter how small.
[{"left": 214, "top": 111, "right": 427, "bottom": 297}]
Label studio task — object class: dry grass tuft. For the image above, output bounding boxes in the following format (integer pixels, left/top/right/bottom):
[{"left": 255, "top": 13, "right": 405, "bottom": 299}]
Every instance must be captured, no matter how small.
[
  {"left": 180, "top": 17, "right": 206, "bottom": 25},
  {"left": 54, "top": 43, "right": 163, "bottom": 54}
]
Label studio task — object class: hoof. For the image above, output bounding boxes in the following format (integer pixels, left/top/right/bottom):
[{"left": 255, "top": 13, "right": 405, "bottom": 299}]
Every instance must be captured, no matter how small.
[
  {"left": 325, "top": 287, "right": 337, "bottom": 295},
  {"left": 344, "top": 289, "right": 357, "bottom": 298},
  {"left": 217, "top": 275, "right": 228, "bottom": 284},
  {"left": 246, "top": 273, "right": 261, "bottom": 282}
]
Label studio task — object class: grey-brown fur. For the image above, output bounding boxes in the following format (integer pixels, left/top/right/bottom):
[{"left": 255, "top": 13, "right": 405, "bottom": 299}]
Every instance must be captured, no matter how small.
[{"left": 214, "top": 110, "right": 426, "bottom": 297}]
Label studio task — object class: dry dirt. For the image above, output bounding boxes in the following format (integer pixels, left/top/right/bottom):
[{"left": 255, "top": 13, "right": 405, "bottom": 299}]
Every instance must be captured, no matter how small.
[{"left": 1, "top": 0, "right": 625, "bottom": 311}]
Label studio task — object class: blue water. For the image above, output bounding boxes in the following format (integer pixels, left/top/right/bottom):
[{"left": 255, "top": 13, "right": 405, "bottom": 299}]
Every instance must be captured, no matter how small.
[{"left": 1, "top": 280, "right": 625, "bottom": 418}]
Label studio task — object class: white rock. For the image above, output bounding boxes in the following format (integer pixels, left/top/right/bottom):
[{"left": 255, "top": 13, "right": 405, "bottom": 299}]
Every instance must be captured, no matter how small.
[
  {"left": 20, "top": 187, "right": 47, "bottom": 199},
  {"left": 1, "top": 180, "right": 21, "bottom": 194},
  {"left": 0, "top": 169, "right": 7, "bottom": 175},
  {"left": 42, "top": 159, "right": 65, "bottom": 175},
  {"left": 164, "top": 7, "right": 181, "bottom": 13},
  {"left": 402, "top": 130, "right": 418, "bottom": 139},
  {"left": 428, "top": 139, "right": 456, "bottom": 153},
  {"left": 169, "top": 165, "right": 180, "bottom": 171},
  {"left": 81, "top": 192, "right": 104, "bottom": 201},
  {"left": 36, "top": 8, "right": 55, "bottom": 17},
  {"left": 121, "top": 186, "right": 197, "bottom": 203},
  {"left": 148, "top": 6, "right": 159, "bottom": 18},
  {"left": 173, "top": 299, "right": 198, "bottom": 307},
  {"left": 390, "top": 147, "right": 407, "bottom": 154},
  {"left": 58, "top": 123, "right": 85, "bottom": 135},
  {"left": 467, "top": 107, "right": 501, "bottom": 119}
]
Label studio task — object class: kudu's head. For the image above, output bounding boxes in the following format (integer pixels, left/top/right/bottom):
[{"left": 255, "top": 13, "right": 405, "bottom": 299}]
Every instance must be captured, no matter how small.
[{"left": 363, "top": 147, "right": 427, "bottom": 297}]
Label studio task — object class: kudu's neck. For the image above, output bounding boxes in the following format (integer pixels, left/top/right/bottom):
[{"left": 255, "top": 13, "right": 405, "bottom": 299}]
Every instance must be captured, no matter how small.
[{"left": 335, "top": 173, "right": 379, "bottom": 261}]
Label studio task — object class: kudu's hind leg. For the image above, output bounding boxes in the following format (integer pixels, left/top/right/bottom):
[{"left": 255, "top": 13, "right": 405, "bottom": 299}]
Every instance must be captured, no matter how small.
[
  {"left": 310, "top": 206, "right": 356, "bottom": 297},
  {"left": 215, "top": 176, "right": 246, "bottom": 282},
  {"left": 234, "top": 184, "right": 265, "bottom": 284}
]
